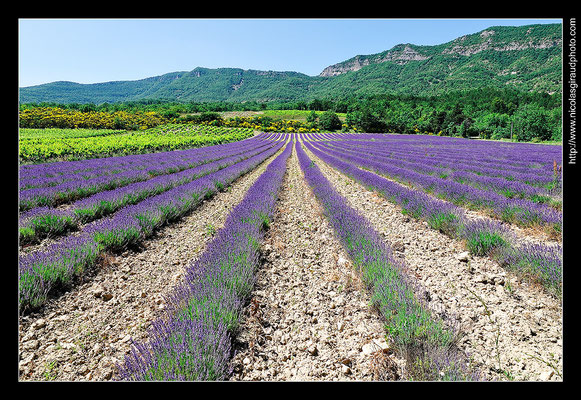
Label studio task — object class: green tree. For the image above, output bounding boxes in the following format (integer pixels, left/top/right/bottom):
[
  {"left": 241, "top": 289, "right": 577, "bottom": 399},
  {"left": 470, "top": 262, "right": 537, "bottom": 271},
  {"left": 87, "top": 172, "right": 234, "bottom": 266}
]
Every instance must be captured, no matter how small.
[
  {"left": 512, "top": 104, "right": 551, "bottom": 141},
  {"left": 319, "top": 111, "right": 342, "bottom": 131},
  {"left": 306, "top": 110, "right": 318, "bottom": 124},
  {"left": 491, "top": 97, "right": 508, "bottom": 114},
  {"left": 346, "top": 109, "right": 387, "bottom": 132},
  {"left": 473, "top": 113, "right": 511, "bottom": 139},
  {"left": 308, "top": 98, "right": 324, "bottom": 111}
]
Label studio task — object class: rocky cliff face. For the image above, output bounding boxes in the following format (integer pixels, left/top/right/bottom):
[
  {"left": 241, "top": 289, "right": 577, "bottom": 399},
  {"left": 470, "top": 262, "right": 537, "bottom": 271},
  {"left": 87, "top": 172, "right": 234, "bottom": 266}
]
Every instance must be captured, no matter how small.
[
  {"left": 443, "top": 28, "right": 562, "bottom": 56},
  {"left": 319, "top": 45, "right": 430, "bottom": 77},
  {"left": 319, "top": 56, "right": 371, "bottom": 77},
  {"left": 318, "top": 26, "right": 561, "bottom": 77},
  {"left": 19, "top": 23, "right": 562, "bottom": 103},
  {"left": 380, "top": 45, "right": 430, "bottom": 63}
]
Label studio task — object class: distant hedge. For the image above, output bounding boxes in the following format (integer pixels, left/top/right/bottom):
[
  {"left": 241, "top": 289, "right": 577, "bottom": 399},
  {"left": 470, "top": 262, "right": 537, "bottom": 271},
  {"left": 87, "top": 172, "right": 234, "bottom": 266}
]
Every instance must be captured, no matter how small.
[{"left": 19, "top": 107, "right": 168, "bottom": 130}]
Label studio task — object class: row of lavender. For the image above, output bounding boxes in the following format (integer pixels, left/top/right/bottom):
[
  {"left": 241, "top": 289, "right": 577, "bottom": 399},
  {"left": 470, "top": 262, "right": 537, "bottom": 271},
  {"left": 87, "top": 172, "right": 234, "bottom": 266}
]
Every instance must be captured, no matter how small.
[
  {"left": 309, "top": 133, "right": 562, "bottom": 177},
  {"left": 117, "top": 140, "right": 293, "bottom": 380},
  {"left": 301, "top": 138, "right": 562, "bottom": 297},
  {"left": 315, "top": 135, "right": 562, "bottom": 201},
  {"left": 309, "top": 133, "right": 562, "bottom": 207},
  {"left": 295, "top": 139, "right": 480, "bottom": 380},
  {"left": 19, "top": 139, "right": 278, "bottom": 244},
  {"left": 19, "top": 135, "right": 285, "bottom": 312},
  {"left": 19, "top": 132, "right": 281, "bottom": 210},
  {"left": 305, "top": 135, "right": 563, "bottom": 238}
]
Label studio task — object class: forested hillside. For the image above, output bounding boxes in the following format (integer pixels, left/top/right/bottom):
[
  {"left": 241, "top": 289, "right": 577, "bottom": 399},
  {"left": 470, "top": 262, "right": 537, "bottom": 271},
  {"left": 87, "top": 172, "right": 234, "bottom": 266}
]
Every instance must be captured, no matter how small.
[{"left": 19, "top": 23, "right": 562, "bottom": 104}]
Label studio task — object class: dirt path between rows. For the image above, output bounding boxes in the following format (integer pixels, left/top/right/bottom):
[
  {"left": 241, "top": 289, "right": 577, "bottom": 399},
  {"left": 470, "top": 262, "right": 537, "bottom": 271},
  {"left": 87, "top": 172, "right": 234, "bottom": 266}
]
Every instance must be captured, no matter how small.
[
  {"left": 18, "top": 147, "right": 284, "bottom": 381},
  {"left": 18, "top": 139, "right": 563, "bottom": 382},
  {"left": 303, "top": 143, "right": 563, "bottom": 381},
  {"left": 230, "top": 145, "right": 403, "bottom": 381}
]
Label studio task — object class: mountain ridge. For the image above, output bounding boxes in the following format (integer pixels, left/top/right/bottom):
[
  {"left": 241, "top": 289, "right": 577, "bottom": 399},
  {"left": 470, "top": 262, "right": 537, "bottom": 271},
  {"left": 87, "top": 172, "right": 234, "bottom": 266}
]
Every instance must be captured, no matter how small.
[
  {"left": 318, "top": 24, "right": 561, "bottom": 76},
  {"left": 19, "top": 23, "right": 562, "bottom": 104}
]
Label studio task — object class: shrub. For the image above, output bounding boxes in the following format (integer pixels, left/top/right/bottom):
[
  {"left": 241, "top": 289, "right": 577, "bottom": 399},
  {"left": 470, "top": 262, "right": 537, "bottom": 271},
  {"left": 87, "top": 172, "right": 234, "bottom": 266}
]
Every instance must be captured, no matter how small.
[{"left": 319, "top": 110, "right": 342, "bottom": 131}]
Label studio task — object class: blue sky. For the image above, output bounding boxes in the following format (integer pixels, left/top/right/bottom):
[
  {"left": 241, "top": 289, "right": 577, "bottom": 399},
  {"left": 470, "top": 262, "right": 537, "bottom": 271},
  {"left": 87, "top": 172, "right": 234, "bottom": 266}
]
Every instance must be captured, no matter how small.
[{"left": 19, "top": 18, "right": 562, "bottom": 87}]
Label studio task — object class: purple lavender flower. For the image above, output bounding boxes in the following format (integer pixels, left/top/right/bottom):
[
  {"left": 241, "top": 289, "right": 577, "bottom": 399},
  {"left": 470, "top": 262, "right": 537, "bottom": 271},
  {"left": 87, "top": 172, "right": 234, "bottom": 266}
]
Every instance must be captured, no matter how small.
[
  {"left": 19, "top": 206, "right": 76, "bottom": 244},
  {"left": 460, "top": 218, "right": 512, "bottom": 256},
  {"left": 309, "top": 139, "right": 562, "bottom": 233},
  {"left": 295, "top": 139, "right": 478, "bottom": 380},
  {"left": 494, "top": 241, "right": 562, "bottom": 296},
  {"left": 117, "top": 310, "right": 233, "bottom": 381},
  {"left": 117, "top": 140, "right": 292, "bottom": 381},
  {"left": 19, "top": 139, "right": 285, "bottom": 312}
]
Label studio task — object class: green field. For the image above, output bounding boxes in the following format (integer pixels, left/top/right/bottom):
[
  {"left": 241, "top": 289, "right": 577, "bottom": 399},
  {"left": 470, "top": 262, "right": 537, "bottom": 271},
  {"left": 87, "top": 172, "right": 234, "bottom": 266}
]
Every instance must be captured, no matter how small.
[{"left": 19, "top": 125, "right": 255, "bottom": 164}]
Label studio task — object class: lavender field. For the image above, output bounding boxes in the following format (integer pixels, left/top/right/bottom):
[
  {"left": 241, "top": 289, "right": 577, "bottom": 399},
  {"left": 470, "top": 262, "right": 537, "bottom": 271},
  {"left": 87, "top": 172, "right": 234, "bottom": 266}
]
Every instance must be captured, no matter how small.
[{"left": 19, "top": 132, "right": 563, "bottom": 382}]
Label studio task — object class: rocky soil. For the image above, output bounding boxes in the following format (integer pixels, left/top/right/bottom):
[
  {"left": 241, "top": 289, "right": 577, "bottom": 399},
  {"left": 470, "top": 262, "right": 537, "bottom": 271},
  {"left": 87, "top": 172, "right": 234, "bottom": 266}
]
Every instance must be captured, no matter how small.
[
  {"left": 302, "top": 143, "right": 563, "bottom": 381},
  {"left": 229, "top": 148, "right": 402, "bottom": 381},
  {"left": 18, "top": 140, "right": 563, "bottom": 382},
  {"left": 18, "top": 148, "right": 284, "bottom": 381}
]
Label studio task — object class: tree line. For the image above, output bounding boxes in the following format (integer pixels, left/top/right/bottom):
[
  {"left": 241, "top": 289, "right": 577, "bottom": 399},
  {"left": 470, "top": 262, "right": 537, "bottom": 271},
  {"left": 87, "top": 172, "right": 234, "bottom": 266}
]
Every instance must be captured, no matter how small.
[{"left": 20, "top": 86, "right": 562, "bottom": 142}]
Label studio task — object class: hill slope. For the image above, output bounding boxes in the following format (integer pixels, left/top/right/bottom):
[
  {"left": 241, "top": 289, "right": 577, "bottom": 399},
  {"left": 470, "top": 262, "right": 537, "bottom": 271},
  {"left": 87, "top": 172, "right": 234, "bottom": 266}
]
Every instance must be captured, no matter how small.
[{"left": 19, "top": 23, "right": 562, "bottom": 104}]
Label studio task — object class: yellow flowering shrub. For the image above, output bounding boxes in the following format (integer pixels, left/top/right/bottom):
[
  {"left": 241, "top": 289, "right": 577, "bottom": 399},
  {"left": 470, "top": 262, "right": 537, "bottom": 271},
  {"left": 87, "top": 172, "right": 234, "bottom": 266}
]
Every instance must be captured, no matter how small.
[{"left": 19, "top": 107, "right": 167, "bottom": 130}]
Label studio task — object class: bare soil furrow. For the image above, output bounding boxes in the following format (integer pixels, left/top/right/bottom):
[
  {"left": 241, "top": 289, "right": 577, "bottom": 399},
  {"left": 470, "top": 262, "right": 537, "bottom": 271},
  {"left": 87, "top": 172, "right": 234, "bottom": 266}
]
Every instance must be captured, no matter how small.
[
  {"left": 230, "top": 148, "right": 404, "bottom": 381},
  {"left": 18, "top": 148, "right": 284, "bottom": 381},
  {"left": 304, "top": 144, "right": 563, "bottom": 381}
]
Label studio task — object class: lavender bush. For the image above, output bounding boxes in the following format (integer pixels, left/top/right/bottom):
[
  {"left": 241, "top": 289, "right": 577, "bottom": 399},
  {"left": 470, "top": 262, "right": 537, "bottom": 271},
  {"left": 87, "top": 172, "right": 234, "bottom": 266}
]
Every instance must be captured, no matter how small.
[
  {"left": 19, "top": 207, "right": 77, "bottom": 244},
  {"left": 494, "top": 241, "right": 562, "bottom": 296},
  {"left": 117, "top": 140, "right": 292, "bottom": 380},
  {"left": 295, "top": 139, "right": 479, "bottom": 381},
  {"left": 19, "top": 140, "right": 285, "bottom": 312},
  {"left": 19, "top": 141, "right": 277, "bottom": 243},
  {"left": 461, "top": 218, "right": 511, "bottom": 256},
  {"left": 301, "top": 138, "right": 562, "bottom": 297},
  {"left": 19, "top": 235, "right": 100, "bottom": 310},
  {"left": 118, "top": 309, "right": 233, "bottom": 381}
]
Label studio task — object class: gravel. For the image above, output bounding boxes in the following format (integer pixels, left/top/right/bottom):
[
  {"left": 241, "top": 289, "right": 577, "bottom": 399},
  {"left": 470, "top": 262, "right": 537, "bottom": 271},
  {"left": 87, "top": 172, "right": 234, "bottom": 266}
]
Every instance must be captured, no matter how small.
[
  {"left": 303, "top": 143, "right": 563, "bottom": 381},
  {"left": 18, "top": 148, "right": 284, "bottom": 381},
  {"left": 229, "top": 147, "right": 402, "bottom": 381},
  {"left": 18, "top": 140, "right": 563, "bottom": 382}
]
